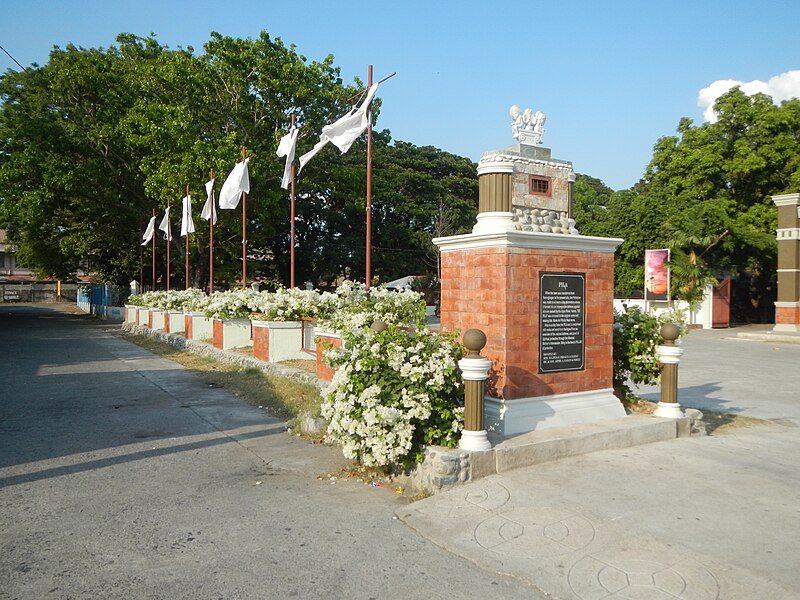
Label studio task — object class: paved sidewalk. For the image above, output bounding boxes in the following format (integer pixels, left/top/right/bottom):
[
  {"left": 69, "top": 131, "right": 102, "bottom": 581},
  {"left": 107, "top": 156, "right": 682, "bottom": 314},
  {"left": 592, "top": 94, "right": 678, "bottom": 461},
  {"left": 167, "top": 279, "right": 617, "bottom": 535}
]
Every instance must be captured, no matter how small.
[
  {"left": 399, "top": 327, "right": 800, "bottom": 599},
  {"left": 0, "top": 305, "right": 545, "bottom": 599}
]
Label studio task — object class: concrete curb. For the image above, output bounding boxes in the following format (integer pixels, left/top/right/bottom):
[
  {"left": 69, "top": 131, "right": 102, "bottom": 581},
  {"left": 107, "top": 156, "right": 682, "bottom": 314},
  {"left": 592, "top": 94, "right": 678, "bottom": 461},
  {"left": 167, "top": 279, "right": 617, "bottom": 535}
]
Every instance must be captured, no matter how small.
[{"left": 736, "top": 331, "right": 800, "bottom": 344}]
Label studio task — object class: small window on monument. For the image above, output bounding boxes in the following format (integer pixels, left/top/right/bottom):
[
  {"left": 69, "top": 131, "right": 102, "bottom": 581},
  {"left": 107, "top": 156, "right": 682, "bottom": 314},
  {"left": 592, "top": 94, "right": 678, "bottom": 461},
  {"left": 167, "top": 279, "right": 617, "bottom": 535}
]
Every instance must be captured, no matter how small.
[{"left": 530, "top": 176, "right": 551, "bottom": 196}]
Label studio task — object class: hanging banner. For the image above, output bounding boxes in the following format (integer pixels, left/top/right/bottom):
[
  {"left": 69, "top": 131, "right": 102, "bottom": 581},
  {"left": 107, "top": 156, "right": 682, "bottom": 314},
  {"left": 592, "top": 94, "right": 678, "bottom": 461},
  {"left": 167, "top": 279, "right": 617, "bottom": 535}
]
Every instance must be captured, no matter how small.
[{"left": 644, "top": 249, "right": 670, "bottom": 301}]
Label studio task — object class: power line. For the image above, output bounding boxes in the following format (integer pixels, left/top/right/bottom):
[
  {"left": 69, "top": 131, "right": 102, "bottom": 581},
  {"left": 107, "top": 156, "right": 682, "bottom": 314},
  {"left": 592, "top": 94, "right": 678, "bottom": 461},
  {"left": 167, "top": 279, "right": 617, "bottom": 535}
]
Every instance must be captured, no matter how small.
[{"left": 0, "top": 43, "right": 27, "bottom": 72}]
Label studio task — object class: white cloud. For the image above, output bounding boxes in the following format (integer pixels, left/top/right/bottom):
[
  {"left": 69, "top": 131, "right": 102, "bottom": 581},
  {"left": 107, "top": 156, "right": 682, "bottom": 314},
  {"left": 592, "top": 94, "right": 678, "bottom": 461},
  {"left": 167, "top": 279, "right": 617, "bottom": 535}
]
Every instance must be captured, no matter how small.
[{"left": 697, "top": 70, "right": 800, "bottom": 122}]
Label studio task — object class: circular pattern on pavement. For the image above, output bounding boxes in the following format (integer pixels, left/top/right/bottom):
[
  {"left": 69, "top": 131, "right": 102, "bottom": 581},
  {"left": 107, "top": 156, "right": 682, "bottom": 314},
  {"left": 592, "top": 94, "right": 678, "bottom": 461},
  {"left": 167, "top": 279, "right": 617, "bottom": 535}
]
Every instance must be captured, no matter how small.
[
  {"left": 473, "top": 506, "right": 595, "bottom": 558},
  {"left": 568, "top": 551, "right": 720, "bottom": 599}
]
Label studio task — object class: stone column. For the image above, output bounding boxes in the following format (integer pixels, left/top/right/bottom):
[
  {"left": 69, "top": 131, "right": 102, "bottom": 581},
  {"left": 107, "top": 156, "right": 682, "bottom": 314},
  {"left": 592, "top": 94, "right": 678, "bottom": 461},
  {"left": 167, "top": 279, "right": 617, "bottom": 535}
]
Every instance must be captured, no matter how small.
[
  {"left": 773, "top": 193, "right": 800, "bottom": 332},
  {"left": 653, "top": 323, "right": 684, "bottom": 419},
  {"left": 458, "top": 329, "right": 492, "bottom": 452},
  {"left": 473, "top": 159, "right": 516, "bottom": 235}
]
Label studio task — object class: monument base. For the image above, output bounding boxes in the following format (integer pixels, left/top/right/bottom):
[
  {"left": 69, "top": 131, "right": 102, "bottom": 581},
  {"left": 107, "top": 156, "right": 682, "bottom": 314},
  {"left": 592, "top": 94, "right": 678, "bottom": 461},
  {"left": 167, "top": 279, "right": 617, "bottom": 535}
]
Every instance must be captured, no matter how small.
[{"left": 485, "top": 388, "right": 626, "bottom": 437}]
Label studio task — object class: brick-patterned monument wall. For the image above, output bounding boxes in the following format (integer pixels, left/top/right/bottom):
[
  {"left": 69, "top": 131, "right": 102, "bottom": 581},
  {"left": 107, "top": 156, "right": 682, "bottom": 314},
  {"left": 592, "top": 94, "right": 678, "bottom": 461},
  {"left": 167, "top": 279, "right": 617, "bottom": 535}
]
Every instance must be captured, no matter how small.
[{"left": 440, "top": 246, "right": 614, "bottom": 400}]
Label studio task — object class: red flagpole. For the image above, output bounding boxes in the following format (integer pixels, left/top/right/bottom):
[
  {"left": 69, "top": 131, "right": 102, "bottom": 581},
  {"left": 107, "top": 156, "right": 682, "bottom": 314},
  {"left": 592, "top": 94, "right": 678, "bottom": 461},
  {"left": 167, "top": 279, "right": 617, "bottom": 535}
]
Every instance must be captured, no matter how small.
[
  {"left": 151, "top": 208, "right": 156, "bottom": 291},
  {"left": 209, "top": 168, "right": 214, "bottom": 294},
  {"left": 139, "top": 216, "right": 143, "bottom": 291},
  {"left": 185, "top": 184, "right": 190, "bottom": 290},
  {"left": 241, "top": 146, "right": 247, "bottom": 289},
  {"left": 166, "top": 201, "right": 171, "bottom": 291},
  {"left": 366, "top": 64, "right": 373, "bottom": 290},
  {"left": 290, "top": 114, "right": 296, "bottom": 289}
]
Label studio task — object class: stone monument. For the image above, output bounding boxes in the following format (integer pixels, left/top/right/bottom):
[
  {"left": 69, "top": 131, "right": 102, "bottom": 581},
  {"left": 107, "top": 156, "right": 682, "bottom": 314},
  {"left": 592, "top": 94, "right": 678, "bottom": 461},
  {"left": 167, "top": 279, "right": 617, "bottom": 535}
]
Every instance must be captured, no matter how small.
[{"left": 434, "top": 105, "right": 626, "bottom": 436}]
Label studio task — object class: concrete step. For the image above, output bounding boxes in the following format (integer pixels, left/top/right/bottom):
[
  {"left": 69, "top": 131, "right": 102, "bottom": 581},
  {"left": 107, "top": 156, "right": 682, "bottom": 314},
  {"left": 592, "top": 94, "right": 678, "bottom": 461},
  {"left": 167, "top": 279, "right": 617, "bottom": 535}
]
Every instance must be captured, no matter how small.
[{"left": 487, "top": 414, "right": 691, "bottom": 475}]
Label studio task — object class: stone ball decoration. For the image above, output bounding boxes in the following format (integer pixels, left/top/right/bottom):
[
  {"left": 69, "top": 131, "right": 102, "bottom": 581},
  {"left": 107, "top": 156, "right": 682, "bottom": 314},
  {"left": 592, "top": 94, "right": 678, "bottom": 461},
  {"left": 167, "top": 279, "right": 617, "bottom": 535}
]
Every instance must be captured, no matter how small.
[
  {"left": 371, "top": 319, "right": 388, "bottom": 332},
  {"left": 463, "top": 328, "right": 487, "bottom": 355},
  {"left": 660, "top": 322, "right": 680, "bottom": 344}
]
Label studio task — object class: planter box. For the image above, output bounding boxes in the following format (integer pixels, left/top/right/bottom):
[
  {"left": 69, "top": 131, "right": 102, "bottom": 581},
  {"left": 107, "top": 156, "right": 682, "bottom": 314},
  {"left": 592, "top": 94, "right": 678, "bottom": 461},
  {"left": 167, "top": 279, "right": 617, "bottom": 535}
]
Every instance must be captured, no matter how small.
[
  {"left": 137, "top": 307, "right": 151, "bottom": 328},
  {"left": 186, "top": 312, "right": 213, "bottom": 341},
  {"left": 212, "top": 318, "right": 253, "bottom": 350},
  {"left": 150, "top": 309, "right": 165, "bottom": 331},
  {"left": 164, "top": 310, "right": 185, "bottom": 334},
  {"left": 252, "top": 320, "right": 309, "bottom": 363},
  {"left": 124, "top": 305, "right": 138, "bottom": 325},
  {"left": 315, "top": 328, "right": 342, "bottom": 381}
]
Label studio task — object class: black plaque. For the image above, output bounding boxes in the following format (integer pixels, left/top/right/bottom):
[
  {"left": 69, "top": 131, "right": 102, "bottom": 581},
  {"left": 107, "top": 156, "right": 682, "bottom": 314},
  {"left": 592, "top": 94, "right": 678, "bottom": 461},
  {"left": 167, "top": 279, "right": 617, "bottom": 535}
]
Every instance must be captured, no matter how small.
[{"left": 539, "top": 272, "right": 585, "bottom": 373}]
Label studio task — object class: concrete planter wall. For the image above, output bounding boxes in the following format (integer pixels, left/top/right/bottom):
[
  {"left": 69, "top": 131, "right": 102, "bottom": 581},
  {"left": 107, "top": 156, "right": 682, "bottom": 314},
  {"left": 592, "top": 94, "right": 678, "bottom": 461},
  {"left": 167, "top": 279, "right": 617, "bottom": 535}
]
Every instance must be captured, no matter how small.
[
  {"left": 314, "top": 328, "right": 342, "bottom": 381},
  {"left": 150, "top": 309, "right": 165, "bottom": 331},
  {"left": 252, "top": 320, "right": 309, "bottom": 363},
  {"left": 137, "top": 307, "right": 151, "bottom": 328},
  {"left": 164, "top": 310, "right": 185, "bottom": 334},
  {"left": 186, "top": 312, "right": 213, "bottom": 341},
  {"left": 212, "top": 318, "right": 253, "bottom": 350},
  {"left": 125, "top": 305, "right": 138, "bottom": 325}
]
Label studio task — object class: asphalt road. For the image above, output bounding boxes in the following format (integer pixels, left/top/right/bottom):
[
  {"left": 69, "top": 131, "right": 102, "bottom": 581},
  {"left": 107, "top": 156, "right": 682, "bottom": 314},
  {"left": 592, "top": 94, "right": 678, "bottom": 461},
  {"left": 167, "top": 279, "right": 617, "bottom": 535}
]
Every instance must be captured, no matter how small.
[{"left": 0, "top": 304, "right": 545, "bottom": 600}]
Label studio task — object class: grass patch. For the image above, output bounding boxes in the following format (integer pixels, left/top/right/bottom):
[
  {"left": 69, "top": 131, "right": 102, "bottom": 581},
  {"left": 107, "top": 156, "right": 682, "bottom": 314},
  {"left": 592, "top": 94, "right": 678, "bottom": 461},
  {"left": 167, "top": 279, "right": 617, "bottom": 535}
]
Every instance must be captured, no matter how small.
[
  {"left": 279, "top": 359, "right": 318, "bottom": 374},
  {"left": 123, "top": 333, "right": 322, "bottom": 420},
  {"left": 700, "top": 411, "right": 772, "bottom": 434},
  {"left": 628, "top": 398, "right": 772, "bottom": 434}
]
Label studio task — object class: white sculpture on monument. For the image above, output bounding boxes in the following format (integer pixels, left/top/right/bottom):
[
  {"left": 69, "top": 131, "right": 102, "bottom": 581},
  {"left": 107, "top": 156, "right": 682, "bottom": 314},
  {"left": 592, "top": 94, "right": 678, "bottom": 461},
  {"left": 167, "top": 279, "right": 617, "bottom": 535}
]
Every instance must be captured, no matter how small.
[{"left": 509, "top": 104, "right": 545, "bottom": 145}]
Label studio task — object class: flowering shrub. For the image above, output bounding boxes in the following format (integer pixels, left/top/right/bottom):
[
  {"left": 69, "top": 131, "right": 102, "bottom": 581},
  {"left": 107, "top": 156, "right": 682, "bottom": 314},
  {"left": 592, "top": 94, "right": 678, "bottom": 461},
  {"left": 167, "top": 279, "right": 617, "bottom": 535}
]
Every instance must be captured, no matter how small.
[
  {"left": 203, "top": 289, "right": 260, "bottom": 320},
  {"left": 126, "top": 290, "right": 164, "bottom": 307},
  {"left": 318, "top": 280, "right": 426, "bottom": 332},
  {"left": 613, "top": 305, "right": 687, "bottom": 400},
  {"left": 155, "top": 289, "right": 208, "bottom": 311},
  {"left": 320, "top": 325, "right": 464, "bottom": 468},
  {"left": 250, "top": 287, "right": 322, "bottom": 321},
  {"left": 125, "top": 289, "right": 209, "bottom": 311}
]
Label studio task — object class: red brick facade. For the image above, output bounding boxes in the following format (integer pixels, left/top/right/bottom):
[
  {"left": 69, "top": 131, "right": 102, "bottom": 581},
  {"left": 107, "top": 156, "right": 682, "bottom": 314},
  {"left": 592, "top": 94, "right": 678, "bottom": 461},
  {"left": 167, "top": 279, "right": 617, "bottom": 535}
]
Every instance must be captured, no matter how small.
[
  {"left": 315, "top": 333, "right": 342, "bottom": 381},
  {"left": 776, "top": 306, "right": 800, "bottom": 325},
  {"left": 253, "top": 324, "right": 269, "bottom": 362},
  {"left": 440, "top": 246, "right": 614, "bottom": 400},
  {"left": 212, "top": 319, "right": 224, "bottom": 349}
]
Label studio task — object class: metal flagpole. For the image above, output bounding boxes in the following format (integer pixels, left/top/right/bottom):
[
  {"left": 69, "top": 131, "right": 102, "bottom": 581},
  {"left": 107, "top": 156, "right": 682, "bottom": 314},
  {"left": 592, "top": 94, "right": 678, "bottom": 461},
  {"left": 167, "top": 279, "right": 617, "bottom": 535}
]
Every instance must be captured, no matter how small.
[
  {"left": 290, "top": 114, "right": 296, "bottom": 289},
  {"left": 151, "top": 208, "right": 156, "bottom": 291},
  {"left": 139, "top": 216, "right": 143, "bottom": 291},
  {"left": 366, "top": 64, "right": 373, "bottom": 290},
  {"left": 209, "top": 168, "right": 214, "bottom": 294},
  {"left": 166, "top": 201, "right": 171, "bottom": 291},
  {"left": 185, "top": 185, "right": 190, "bottom": 290},
  {"left": 241, "top": 146, "right": 247, "bottom": 289}
]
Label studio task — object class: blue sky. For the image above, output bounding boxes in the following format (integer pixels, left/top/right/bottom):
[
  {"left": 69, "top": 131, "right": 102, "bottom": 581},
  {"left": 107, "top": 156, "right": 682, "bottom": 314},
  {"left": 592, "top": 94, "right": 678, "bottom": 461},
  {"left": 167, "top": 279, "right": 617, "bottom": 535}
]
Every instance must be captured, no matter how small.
[{"left": 1, "top": 0, "right": 799, "bottom": 190}]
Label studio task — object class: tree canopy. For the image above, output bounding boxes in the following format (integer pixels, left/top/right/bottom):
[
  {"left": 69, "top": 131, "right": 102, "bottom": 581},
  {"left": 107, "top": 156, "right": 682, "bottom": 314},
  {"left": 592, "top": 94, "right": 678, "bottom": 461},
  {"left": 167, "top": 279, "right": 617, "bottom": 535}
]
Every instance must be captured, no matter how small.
[
  {"left": 0, "top": 32, "right": 477, "bottom": 287},
  {"left": 573, "top": 88, "right": 800, "bottom": 321}
]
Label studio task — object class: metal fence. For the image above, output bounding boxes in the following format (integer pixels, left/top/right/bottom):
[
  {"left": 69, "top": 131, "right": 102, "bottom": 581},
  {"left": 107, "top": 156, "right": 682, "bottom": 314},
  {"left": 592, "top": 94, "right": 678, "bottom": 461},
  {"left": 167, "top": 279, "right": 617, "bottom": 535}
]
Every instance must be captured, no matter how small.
[
  {"left": 0, "top": 282, "right": 81, "bottom": 303},
  {"left": 76, "top": 283, "right": 129, "bottom": 321}
]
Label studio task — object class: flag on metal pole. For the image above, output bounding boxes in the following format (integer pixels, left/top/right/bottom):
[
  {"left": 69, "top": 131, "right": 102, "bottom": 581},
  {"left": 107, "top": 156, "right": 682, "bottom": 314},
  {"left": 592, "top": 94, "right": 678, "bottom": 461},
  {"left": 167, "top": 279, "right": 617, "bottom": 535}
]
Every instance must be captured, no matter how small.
[
  {"left": 219, "top": 158, "right": 250, "bottom": 210},
  {"left": 180, "top": 194, "right": 195, "bottom": 236},
  {"left": 276, "top": 127, "right": 299, "bottom": 190},
  {"left": 201, "top": 179, "right": 217, "bottom": 224},
  {"left": 158, "top": 206, "right": 172, "bottom": 241},
  {"left": 298, "top": 82, "right": 380, "bottom": 172},
  {"left": 141, "top": 216, "right": 157, "bottom": 245}
]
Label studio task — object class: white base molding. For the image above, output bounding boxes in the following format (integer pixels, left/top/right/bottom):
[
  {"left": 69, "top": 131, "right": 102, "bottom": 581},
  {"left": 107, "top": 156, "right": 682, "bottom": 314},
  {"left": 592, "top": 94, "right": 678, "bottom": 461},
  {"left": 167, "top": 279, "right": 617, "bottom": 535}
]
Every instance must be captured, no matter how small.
[
  {"left": 654, "top": 402, "right": 684, "bottom": 419},
  {"left": 459, "top": 429, "right": 492, "bottom": 451},
  {"left": 484, "top": 388, "right": 626, "bottom": 436},
  {"left": 773, "top": 323, "right": 800, "bottom": 333}
]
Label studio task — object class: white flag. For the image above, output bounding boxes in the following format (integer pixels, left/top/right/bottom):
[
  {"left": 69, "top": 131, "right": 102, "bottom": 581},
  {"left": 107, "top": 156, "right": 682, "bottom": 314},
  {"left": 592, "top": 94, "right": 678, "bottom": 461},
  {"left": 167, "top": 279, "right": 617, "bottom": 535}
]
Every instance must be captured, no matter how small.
[
  {"left": 158, "top": 206, "right": 172, "bottom": 241},
  {"left": 181, "top": 194, "right": 195, "bottom": 237},
  {"left": 219, "top": 157, "right": 250, "bottom": 210},
  {"left": 141, "top": 216, "right": 157, "bottom": 246},
  {"left": 276, "top": 127, "right": 299, "bottom": 190},
  {"left": 201, "top": 179, "right": 217, "bottom": 224},
  {"left": 298, "top": 82, "right": 380, "bottom": 172}
]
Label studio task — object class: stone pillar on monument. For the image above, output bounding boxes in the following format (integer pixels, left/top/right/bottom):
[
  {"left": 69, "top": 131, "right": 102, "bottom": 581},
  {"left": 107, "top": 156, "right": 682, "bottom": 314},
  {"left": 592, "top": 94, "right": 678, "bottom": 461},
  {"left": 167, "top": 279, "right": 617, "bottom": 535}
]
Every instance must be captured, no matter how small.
[
  {"left": 434, "top": 105, "right": 625, "bottom": 437},
  {"left": 772, "top": 193, "right": 800, "bottom": 333}
]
